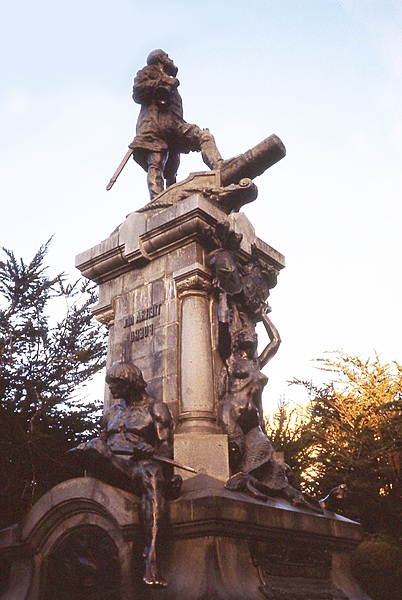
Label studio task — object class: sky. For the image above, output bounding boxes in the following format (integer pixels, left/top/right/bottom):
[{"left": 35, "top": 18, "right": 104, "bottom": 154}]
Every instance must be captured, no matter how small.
[{"left": 1, "top": 0, "right": 402, "bottom": 411}]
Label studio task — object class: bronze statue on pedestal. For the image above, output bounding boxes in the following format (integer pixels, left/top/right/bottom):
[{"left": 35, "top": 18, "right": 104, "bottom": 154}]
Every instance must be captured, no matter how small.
[
  {"left": 107, "top": 49, "right": 224, "bottom": 199},
  {"left": 129, "top": 49, "right": 224, "bottom": 199},
  {"left": 72, "top": 361, "right": 183, "bottom": 588},
  {"left": 106, "top": 49, "right": 286, "bottom": 211},
  {"left": 205, "top": 222, "right": 322, "bottom": 513}
]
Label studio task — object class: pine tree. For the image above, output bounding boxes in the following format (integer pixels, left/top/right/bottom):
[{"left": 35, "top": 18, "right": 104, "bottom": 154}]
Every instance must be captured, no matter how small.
[{"left": 0, "top": 241, "right": 107, "bottom": 527}]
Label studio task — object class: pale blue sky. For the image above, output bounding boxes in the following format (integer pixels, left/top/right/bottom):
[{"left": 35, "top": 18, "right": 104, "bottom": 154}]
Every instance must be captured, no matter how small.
[{"left": 1, "top": 0, "right": 402, "bottom": 407}]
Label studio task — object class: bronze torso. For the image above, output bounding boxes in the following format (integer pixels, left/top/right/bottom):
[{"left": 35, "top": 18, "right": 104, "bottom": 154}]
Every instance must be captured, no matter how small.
[{"left": 104, "top": 400, "right": 157, "bottom": 453}]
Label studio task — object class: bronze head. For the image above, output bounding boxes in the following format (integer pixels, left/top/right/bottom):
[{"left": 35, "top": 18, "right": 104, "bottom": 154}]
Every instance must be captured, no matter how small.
[
  {"left": 106, "top": 361, "right": 147, "bottom": 401},
  {"left": 146, "top": 49, "right": 178, "bottom": 77}
]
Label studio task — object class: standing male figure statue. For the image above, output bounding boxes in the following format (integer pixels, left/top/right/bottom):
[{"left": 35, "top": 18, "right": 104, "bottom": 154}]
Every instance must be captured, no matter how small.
[
  {"left": 129, "top": 49, "right": 224, "bottom": 199},
  {"left": 73, "top": 361, "right": 181, "bottom": 588},
  {"left": 106, "top": 49, "right": 286, "bottom": 204}
]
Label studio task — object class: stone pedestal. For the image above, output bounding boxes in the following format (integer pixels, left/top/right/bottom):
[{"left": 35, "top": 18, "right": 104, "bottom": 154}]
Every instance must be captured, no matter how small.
[
  {"left": 0, "top": 477, "right": 371, "bottom": 600},
  {"left": 0, "top": 178, "right": 372, "bottom": 599},
  {"left": 173, "top": 262, "right": 216, "bottom": 432},
  {"left": 174, "top": 432, "right": 229, "bottom": 481},
  {"left": 75, "top": 190, "right": 285, "bottom": 478}
]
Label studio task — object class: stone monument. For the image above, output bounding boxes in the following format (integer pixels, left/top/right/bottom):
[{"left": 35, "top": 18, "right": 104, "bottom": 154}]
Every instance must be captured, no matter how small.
[{"left": 0, "top": 50, "right": 371, "bottom": 600}]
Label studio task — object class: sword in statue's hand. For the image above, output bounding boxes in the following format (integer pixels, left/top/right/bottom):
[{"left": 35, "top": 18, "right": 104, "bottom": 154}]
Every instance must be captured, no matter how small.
[
  {"left": 112, "top": 445, "right": 197, "bottom": 474},
  {"left": 106, "top": 147, "right": 134, "bottom": 191}
]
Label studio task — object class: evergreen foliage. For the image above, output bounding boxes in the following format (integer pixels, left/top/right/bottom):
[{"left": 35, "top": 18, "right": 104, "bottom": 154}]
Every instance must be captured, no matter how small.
[
  {"left": 298, "top": 353, "right": 400, "bottom": 536},
  {"left": 0, "top": 241, "right": 107, "bottom": 528},
  {"left": 266, "top": 398, "right": 316, "bottom": 483},
  {"left": 268, "top": 352, "right": 402, "bottom": 598},
  {"left": 351, "top": 534, "right": 402, "bottom": 600},
  {"left": 268, "top": 351, "right": 401, "bottom": 537}
]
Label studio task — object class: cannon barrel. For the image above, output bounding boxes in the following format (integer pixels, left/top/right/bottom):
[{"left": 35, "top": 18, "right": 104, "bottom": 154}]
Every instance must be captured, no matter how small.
[{"left": 220, "top": 134, "right": 286, "bottom": 187}]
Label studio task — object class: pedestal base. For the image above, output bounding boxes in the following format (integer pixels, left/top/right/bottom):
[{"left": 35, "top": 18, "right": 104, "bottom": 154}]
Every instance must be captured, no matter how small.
[
  {"left": 0, "top": 477, "right": 371, "bottom": 600},
  {"left": 174, "top": 433, "right": 229, "bottom": 481}
]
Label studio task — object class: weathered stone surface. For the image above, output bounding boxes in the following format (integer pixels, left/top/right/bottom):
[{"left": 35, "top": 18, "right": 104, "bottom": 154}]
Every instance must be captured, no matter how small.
[
  {"left": 173, "top": 262, "right": 216, "bottom": 432},
  {"left": 0, "top": 478, "right": 139, "bottom": 600},
  {"left": 174, "top": 433, "right": 229, "bottom": 481},
  {"left": 0, "top": 476, "right": 371, "bottom": 600},
  {"left": 73, "top": 184, "right": 372, "bottom": 599},
  {"left": 76, "top": 193, "right": 284, "bottom": 420}
]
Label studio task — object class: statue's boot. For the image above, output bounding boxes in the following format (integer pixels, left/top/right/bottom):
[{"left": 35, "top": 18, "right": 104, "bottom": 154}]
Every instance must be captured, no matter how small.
[{"left": 147, "top": 151, "right": 167, "bottom": 199}]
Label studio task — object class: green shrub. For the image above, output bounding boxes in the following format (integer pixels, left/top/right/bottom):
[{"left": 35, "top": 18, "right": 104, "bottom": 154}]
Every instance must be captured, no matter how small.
[{"left": 351, "top": 534, "right": 402, "bottom": 600}]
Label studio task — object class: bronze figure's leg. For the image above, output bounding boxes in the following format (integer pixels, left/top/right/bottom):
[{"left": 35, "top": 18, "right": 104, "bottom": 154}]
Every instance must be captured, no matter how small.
[
  {"left": 71, "top": 439, "right": 135, "bottom": 490},
  {"left": 198, "top": 128, "right": 224, "bottom": 170},
  {"left": 164, "top": 151, "right": 180, "bottom": 188},
  {"left": 146, "top": 151, "right": 167, "bottom": 199},
  {"left": 133, "top": 460, "right": 167, "bottom": 588},
  {"left": 218, "top": 396, "right": 246, "bottom": 470}
]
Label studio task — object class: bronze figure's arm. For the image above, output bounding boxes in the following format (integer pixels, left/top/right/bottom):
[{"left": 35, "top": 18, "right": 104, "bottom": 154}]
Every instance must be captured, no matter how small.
[
  {"left": 258, "top": 311, "right": 281, "bottom": 369},
  {"left": 132, "top": 65, "right": 179, "bottom": 105},
  {"left": 151, "top": 399, "right": 174, "bottom": 458}
]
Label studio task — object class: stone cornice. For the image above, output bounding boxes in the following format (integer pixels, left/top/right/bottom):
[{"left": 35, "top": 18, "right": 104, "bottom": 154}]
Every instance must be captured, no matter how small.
[
  {"left": 173, "top": 263, "right": 212, "bottom": 296},
  {"left": 75, "top": 192, "right": 285, "bottom": 284}
]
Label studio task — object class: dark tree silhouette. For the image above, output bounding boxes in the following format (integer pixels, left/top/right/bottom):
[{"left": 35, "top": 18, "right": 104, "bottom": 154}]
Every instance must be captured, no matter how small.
[{"left": 0, "top": 241, "right": 107, "bottom": 527}]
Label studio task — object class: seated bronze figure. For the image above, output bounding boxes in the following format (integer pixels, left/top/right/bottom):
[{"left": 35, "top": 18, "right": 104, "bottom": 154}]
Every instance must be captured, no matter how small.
[{"left": 72, "top": 361, "right": 181, "bottom": 588}]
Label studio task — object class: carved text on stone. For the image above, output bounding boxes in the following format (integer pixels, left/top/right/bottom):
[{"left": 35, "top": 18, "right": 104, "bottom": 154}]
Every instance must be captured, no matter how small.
[{"left": 123, "top": 303, "right": 162, "bottom": 327}]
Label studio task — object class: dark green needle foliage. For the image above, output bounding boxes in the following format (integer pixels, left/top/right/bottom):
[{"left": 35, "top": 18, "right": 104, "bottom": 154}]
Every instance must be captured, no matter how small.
[{"left": 0, "top": 241, "right": 107, "bottom": 528}]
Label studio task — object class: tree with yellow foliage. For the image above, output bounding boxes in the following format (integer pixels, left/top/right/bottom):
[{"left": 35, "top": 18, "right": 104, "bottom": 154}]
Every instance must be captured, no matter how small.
[{"left": 270, "top": 352, "right": 401, "bottom": 538}]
